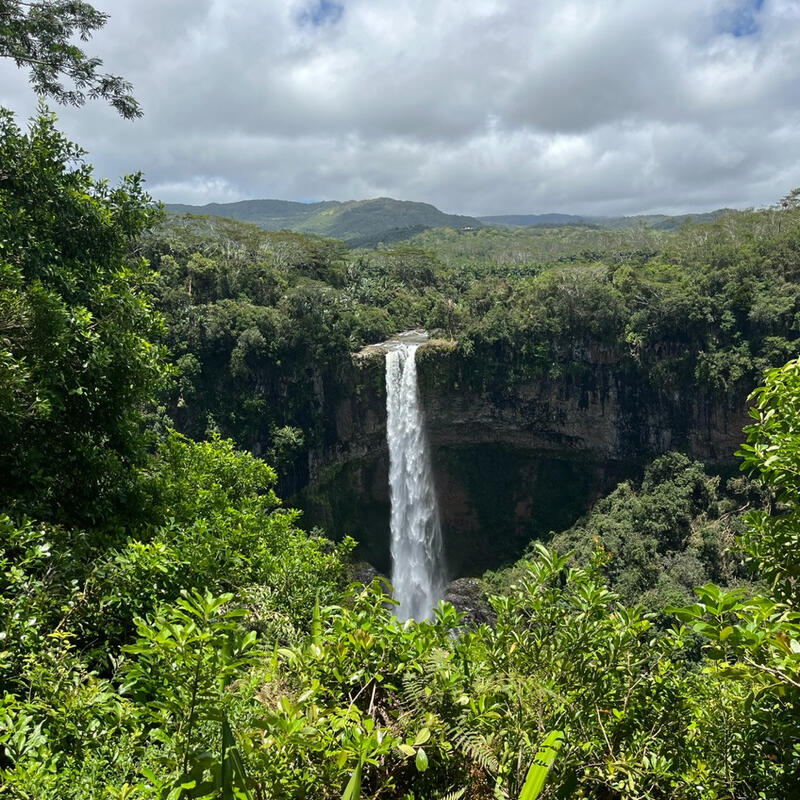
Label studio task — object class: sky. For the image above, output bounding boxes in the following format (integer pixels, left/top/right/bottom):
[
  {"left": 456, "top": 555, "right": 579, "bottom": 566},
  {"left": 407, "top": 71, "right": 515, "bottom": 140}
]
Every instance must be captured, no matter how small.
[{"left": 1, "top": 0, "right": 798, "bottom": 216}]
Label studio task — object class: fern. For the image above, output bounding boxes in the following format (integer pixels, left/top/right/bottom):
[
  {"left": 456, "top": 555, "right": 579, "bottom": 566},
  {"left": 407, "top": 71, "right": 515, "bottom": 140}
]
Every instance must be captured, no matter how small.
[
  {"left": 400, "top": 649, "right": 456, "bottom": 712},
  {"left": 401, "top": 670, "right": 432, "bottom": 709},
  {"left": 449, "top": 726, "right": 500, "bottom": 774},
  {"left": 436, "top": 788, "right": 466, "bottom": 800}
]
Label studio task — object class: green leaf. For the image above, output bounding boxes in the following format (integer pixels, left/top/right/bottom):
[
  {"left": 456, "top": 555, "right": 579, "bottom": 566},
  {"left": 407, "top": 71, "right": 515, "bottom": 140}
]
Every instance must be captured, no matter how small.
[
  {"left": 719, "top": 626, "right": 734, "bottom": 641},
  {"left": 413, "top": 727, "right": 431, "bottom": 746},
  {"left": 342, "top": 761, "right": 363, "bottom": 800},
  {"left": 220, "top": 715, "right": 253, "bottom": 800},
  {"left": 519, "top": 730, "right": 564, "bottom": 800},
  {"left": 230, "top": 749, "right": 253, "bottom": 800},
  {"left": 415, "top": 747, "right": 429, "bottom": 772},
  {"left": 312, "top": 593, "right": 322, "bottom": 647},
  {"left": 221, "top": 716, "right": 235, "bottom": 800}
]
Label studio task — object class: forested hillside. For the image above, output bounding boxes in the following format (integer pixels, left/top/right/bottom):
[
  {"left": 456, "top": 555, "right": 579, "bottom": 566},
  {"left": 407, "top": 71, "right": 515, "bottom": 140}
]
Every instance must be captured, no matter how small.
[
  {"left": 165, "top": 199, "right": 732, "bottom": 245},
  {"left": 164, "top": 198, "right": 483, "bottom": 248},
  {"left": 146, "top": 205, "right": 800, "bottom": 463},
  {"left": 478, "top": 209, "right": 728, "bottom": 230}
]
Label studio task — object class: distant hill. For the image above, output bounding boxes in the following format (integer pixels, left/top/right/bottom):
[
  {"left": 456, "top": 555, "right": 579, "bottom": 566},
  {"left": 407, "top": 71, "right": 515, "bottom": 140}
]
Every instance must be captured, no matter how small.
[
  {"left": 479, "top": 209, "right": 733, "bottom": 231},
  {"left": 165, "top": 197, "right": 735, "bottom": 247},
  {"left": 624, "top": 210, "right": 734, "bottom": 231},
  {"left": 165, "top": 198, "right": 340, "bottom": 230},
  {"left": 479, "top": 213, "right": 588, "bottom": 227},
  {"left": 165, "top": 197, "right": 482, "bottom": 247}
]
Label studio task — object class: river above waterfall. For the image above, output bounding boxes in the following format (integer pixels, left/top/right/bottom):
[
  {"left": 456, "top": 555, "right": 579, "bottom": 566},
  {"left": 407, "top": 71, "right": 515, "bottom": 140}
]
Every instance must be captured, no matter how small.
[{"left": 356, "top": 329, "right": 431, "bottom": 358}]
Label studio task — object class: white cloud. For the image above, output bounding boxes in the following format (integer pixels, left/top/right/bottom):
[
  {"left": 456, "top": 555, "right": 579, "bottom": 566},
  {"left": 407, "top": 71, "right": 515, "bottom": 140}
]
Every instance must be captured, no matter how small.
[{"left": 0, "top": 0, "right": 797, "bottom": 215}]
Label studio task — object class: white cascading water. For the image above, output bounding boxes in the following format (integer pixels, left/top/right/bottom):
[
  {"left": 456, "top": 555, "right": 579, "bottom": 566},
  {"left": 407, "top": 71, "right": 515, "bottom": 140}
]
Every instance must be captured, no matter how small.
[{"left": 385, "top": 340, "right": 445, "bottom": 621}]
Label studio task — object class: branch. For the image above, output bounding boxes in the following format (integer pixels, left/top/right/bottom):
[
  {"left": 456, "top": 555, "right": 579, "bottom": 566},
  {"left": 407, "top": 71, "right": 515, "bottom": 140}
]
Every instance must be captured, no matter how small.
[{"left": 743, "top": 656, "right": 800, "bottom": 691}]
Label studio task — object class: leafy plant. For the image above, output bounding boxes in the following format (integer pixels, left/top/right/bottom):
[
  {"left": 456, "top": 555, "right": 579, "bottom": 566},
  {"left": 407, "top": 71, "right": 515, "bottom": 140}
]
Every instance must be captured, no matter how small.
[{"left": 121, "top": 590, "right": 259, "bottom": 790}]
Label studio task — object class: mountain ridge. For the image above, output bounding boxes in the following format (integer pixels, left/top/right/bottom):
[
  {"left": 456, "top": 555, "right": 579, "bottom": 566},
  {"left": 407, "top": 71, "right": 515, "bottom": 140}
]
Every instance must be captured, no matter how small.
[
  {"left": 164, "top": 196, "right": 734, "bottom": 245},
  {"left": 479, "top": 209, "right": 733, "bottom": 230},
  {"left": 164, "top": 197, "right": 482, "bottom": 248}
]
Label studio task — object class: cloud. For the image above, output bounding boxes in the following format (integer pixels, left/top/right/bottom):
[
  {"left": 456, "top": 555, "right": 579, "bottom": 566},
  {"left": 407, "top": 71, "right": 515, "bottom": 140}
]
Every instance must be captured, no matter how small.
[{"left": 0, "top": 0, "right": 798, "bottom": 215}]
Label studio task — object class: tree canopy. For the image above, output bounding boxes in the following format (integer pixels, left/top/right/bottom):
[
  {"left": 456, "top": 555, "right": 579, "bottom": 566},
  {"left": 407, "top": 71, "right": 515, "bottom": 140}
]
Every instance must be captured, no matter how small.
[{"left": 0, "top": 107, "right": 166, "bottom": 522}]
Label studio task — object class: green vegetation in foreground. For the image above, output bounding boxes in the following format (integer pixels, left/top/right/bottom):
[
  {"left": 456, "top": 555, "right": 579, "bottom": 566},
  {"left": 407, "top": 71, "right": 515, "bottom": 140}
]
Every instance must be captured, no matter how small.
[
  {"left": 2, "top": 104, "right": 800, "bottom": 799},
  {"left": 0, "top": 108, "right": 168, "bottom": 525}
]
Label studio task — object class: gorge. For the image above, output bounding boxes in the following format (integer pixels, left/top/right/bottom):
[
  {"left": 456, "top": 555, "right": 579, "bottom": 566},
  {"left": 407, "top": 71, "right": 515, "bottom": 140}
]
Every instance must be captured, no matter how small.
[
  {"left": 142, "top": 209, "right": 790, "bottom": 591},
  {"left": 4, "top": 1, "right": 800, "bottom": 791},
  {"left": 297, "top": 337, "right": 751, "bottom": 579}
]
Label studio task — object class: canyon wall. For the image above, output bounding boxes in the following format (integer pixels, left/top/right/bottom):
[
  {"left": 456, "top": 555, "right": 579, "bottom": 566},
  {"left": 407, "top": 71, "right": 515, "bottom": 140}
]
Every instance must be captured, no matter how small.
[{"left": 295, "top": 340, "right": 750, "bottom": 577}]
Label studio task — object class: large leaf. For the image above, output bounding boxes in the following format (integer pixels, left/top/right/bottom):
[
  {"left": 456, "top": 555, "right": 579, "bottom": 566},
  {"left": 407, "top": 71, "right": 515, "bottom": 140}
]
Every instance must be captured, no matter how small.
[
  {"left": 342, "top": 760, "right": 363, "bottom": 800},
  {"left": 221, "top": 716, "right": 235, "bottom": 800},
  {"left": 221, "top": 715, "right": 253, "bottom": 800},
  {"left": 518, "top": 730, "right": 564, "bottom": 800}
]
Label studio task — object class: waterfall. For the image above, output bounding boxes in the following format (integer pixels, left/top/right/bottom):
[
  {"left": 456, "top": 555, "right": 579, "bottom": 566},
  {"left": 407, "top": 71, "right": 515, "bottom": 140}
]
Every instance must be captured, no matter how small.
[{"left": 385, "top": 341, "right": 445, "bottom": 621}]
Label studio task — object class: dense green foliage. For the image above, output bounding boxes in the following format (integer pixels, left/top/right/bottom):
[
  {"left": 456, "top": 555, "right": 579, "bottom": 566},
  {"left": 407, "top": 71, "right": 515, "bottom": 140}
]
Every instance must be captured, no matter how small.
[
  {"left": 149, "top": 203, "right": 800, "bottom": 473},
  {"left": 0, "top": 108, "right": 168, "bottom": 524},
  {"left": 139, "top": 215, "right": 379, "bottom": 466},
  {"left": 2, "top": 102, "right": 800, "bottom": 798},
  {"left": 0, "top": 110, "right": 351, "bottom": 796},
  {"left": 436, "top": 212, "right": 799, "bottom": 393},
  {"left": 489, "top": 453, "right": 753, "bottom": 612},
  {"left": 737, "top": 357, "right": 800, "bottom": 605}
]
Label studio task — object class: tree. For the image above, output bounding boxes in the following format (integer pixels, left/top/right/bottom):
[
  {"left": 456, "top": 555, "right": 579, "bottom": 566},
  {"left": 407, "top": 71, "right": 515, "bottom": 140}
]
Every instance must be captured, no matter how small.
[
  {"left": 779, "top": 188, "right": 800, "bottom": 211},
  {"left": 670, "top": 358, "right": 800, "bottom": 794},
  {"left": 0, "top": 0, "right": 141, "bottom": 118},
  {"left": 737, "top": 357, "right": 800, "bottom": 605},
  {"left": 0, "top": 107, "right": 168, "bottom": 523}
]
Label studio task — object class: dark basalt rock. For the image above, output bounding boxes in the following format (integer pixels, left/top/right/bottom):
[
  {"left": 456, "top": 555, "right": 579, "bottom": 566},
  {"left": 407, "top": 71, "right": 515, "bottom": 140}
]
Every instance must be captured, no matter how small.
[
  {"left": 348, "top": 560, "right": 382, "bottom": 586},
  {"left": 444, "top": 577, "right": 495, "bottom": 627}
]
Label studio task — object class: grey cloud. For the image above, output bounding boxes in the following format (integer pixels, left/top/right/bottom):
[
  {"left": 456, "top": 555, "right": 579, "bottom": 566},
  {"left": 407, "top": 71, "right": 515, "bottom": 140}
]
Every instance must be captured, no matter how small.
[{"left": 0, "top": 0, "right": 798, "bottom": 215}]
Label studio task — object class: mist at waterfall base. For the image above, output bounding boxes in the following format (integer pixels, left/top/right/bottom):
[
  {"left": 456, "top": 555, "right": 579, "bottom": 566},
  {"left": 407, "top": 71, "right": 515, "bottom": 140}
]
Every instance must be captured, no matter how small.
[{"left": 385, "top": 335, "right": 446, "bottom": 621}]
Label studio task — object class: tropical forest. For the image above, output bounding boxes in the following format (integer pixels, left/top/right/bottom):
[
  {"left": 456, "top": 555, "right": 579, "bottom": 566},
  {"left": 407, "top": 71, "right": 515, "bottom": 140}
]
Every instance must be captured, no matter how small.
[{"left": 1, "top": 2, "right": 800, "bottom": 799}]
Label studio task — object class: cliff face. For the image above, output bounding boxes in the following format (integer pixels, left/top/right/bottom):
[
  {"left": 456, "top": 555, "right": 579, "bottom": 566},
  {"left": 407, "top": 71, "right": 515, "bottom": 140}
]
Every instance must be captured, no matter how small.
[{"left": 296, "top": 341, "right": 750, "bottom": 577}]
